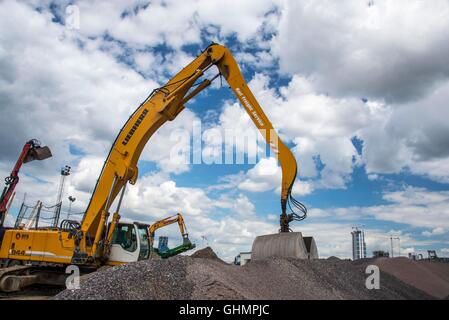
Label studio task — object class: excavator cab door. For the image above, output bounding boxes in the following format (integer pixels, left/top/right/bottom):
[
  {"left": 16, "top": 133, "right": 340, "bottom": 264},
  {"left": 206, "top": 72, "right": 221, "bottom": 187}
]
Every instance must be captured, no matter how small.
[
  {"left": 137, "top": 224, "right": 150, "bottom": 260},
  {"left": 108, "top": 222, "right": 140, "bottom": 264}
]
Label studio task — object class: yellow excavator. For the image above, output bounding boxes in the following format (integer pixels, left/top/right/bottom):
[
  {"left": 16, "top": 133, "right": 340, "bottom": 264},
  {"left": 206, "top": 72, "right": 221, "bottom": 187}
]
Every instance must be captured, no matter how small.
[
  {"left": 148, "top": 213, "right": 195, "bottom": 258},
  {"left": 0, "top": 43, "right": 316, "bottom": 292}
]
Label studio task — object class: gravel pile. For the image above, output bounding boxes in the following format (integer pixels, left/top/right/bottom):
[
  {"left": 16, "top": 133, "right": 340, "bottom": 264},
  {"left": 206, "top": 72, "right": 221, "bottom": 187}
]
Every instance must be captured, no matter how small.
[
  {"left": 190, "top": 247, "right": 226, "bottom": 263},
  {"left": 186, "top": 257, "right": 431, "bottom": 300},
  {"left": 327, "top": 256, "right": 341, "bottom": 261},
  {"left": 55, "top": 256, "right": 193, "bottom": 300},
  {"left": 363, "top": 257, "right": 449, "bottom": 299},
  {"left": 54, "top": 249, "right": 434, "bottom": 300}
]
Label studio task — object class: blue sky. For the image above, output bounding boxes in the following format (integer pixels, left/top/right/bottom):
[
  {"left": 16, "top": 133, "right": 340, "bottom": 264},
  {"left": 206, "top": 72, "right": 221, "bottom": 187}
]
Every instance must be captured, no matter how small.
[{"left": 1, "top": 0, "right": 449, "bottom": 261}]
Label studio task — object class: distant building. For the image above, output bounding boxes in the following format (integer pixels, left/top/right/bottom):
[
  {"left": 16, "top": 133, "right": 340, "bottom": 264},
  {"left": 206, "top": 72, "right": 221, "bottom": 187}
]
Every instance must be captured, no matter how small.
[
  {"left": 428, "top": 250, "right": 438, "bottom": 260},
  {"left": 351, "top": 227, "right": 366, "bottom": 260},
  {"left": 234, "top": 252, "right": 251, "bottom": 266},
  {"left": 408, "top": 252, "right": 423, "bottom": 260},
  {"left": 373, "top": 250, "right": 389, "bottom": 258}
]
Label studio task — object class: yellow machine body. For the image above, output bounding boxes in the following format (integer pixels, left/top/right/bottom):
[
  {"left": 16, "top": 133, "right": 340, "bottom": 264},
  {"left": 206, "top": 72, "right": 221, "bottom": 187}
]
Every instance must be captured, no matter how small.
[{"left": 0, "top": 229, "right": 74, "bottom": 264}]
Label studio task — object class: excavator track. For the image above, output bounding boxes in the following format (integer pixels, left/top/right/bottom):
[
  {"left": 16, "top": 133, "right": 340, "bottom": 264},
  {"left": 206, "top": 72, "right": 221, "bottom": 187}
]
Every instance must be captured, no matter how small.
[
  {"left": 0, "top": 265, "right": 35, "bottom": 293},
  {"left": 0, "top": 265, "right": 69, "bottom": 294},
  {"left": 0, "top": 283, "right": 61, "bottom": 300}
]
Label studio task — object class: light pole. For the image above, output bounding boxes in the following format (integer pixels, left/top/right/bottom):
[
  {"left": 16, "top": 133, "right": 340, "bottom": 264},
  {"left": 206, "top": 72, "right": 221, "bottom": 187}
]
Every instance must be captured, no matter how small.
[
  {"left": 54, "top": 165, "right": 71, "bottom": 227},
  {"left": 67, "top": 196, "right": 76, "bottom": 220}
]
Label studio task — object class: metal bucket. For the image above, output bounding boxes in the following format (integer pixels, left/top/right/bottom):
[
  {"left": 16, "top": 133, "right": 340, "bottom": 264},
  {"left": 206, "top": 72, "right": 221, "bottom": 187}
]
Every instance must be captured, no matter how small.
[
  {"left": 24, "top": 146, "right": 52, "bottom": 163},
  {"left": 252, "top": 232, "right": 308, "bottom": 260}
]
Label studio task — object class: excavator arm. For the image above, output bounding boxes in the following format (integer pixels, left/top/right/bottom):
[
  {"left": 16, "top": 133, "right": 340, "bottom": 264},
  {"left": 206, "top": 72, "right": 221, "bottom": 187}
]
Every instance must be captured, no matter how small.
[
  {"left": 147, "top": 213, "right": 194, "bottom": 258},
  {"left": 79, "top": 43, "right": 306, "bottom": 261},
  {"left": 213, "top": 46, "right": 307, "bottom": 231},
  {"left": 148, "top": 213, "right": 189, "bottom": 241}
]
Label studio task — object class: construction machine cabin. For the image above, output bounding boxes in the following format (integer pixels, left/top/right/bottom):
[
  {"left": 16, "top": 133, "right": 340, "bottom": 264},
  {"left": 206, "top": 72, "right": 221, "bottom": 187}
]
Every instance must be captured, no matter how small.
[{"left": 0, "top": 43, "right": 316, "bottom": 293}]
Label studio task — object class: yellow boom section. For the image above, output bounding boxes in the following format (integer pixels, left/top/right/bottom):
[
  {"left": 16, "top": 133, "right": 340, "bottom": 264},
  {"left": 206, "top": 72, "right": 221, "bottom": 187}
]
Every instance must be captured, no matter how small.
[{"left": 80, "top": 43, "right": 304, "bottom": 258}]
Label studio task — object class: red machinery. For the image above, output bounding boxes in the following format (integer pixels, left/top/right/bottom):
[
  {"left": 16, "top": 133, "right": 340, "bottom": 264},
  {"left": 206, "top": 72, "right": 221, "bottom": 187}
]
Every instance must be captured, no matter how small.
[{"left": 0, "top": 140, "right": 52, "bottom": 226}]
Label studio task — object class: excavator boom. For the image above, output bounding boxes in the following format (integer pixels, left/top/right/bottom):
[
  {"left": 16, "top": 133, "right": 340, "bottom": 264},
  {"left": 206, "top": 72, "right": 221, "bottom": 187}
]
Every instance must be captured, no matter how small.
[{"left": 80, "top": 44, "right": 306, "bottom": 262}]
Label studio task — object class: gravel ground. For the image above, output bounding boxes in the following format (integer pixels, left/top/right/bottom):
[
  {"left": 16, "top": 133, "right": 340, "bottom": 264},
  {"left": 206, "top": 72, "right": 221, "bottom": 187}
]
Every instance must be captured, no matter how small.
[
  {"left": 54, "top": 249, "right": 434, "bottom": 300},
  {"left": 361, "top": 257, "right": 449, "bottom": 299}
]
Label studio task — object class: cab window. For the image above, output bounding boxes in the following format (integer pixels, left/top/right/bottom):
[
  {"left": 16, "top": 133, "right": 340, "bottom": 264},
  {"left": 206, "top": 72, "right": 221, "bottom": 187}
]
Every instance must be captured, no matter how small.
[
  {"left": 137, "top": 226, "right": 150, "bottom": 260},
  {"left": 111, "top": 224, "right": 137, "bottom": 252}
]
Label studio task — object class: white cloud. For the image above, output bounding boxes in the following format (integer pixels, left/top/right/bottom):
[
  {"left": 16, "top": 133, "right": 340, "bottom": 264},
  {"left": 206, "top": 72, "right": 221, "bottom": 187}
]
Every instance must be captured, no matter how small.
[
  {"left": 237, "top": 157, "right": 313, "bottom": 196},
  {"left": 422, "top": 227, "right": 445, "bottom": 237},
  {"left": 263, "top": 73, "right": 367, "bottom": 188},
  {"left": 314, "top": 187, "right": 449, "bottom": 230},
  {"left": 206, "top": 171, "right": 246, "bottom": 191},
  {"left": 360, "top": 81, "right": 449, "bottom": 182},
  {"left": 0, "top": 0, "right": 157, "bottom": 165},
  {"left": 15, "top": 0, "right": 449, "bottom": 186},
  {"left": 264, "top": 1, "right": 449, "bottom": 184},
  {"left": 213, "top": 73, "right": 366, "bottom": 190},
  {"left": 273, "top": 0, "right": 449, "bottom": 103},
  {"left": 215, "top": 194, "right": 256, "bottom": 217},
  {"left": 33, "top": 0, "right": 277, "bottom": 48},
  {"left": 216, "top": 67, "right": 449, "bottom": 187},
  {"left": 123, "top": 172, "right": 214, "bottom": 220},
  {"left": 70, "top": 157, "right": 103, "bottom": 194},
  {"left": 0, "top": 0, "right": 205, "bottom": 177},
  {"left": 238, "top": 158, "right": 280, "bottom": 192}
]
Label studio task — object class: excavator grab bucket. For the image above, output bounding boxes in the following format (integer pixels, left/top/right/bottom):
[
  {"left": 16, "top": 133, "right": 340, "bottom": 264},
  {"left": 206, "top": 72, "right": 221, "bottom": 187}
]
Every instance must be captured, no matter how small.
[
  {"left": 24, "top": 146, "right": 52, "bottom": 163},
  {"left": 251, "top": 232, "right": 318, "bottom": 260}
]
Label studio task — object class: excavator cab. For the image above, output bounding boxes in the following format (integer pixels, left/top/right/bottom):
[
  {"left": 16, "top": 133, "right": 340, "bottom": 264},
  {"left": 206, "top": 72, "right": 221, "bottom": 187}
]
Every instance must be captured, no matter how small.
[
  {"left": 108, "top": 221, "right": 151, "bottom": 264},
  {"left": 107, "top": 217, "right": 194, "bottom": 264}
]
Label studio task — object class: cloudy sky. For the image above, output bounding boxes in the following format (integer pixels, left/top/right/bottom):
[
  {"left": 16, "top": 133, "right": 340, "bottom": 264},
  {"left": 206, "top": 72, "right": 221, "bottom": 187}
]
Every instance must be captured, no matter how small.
[{"left": 1, "top": 0, "right": 449, "bottom": 261}]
